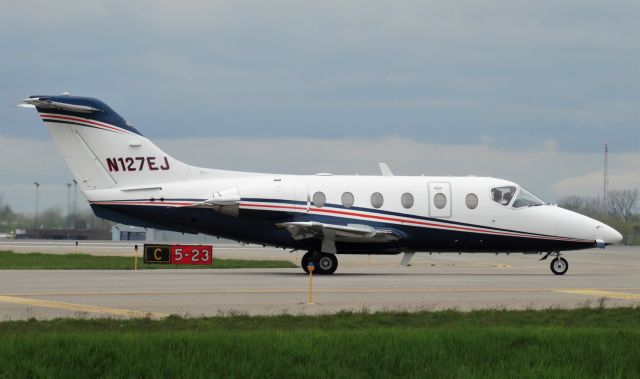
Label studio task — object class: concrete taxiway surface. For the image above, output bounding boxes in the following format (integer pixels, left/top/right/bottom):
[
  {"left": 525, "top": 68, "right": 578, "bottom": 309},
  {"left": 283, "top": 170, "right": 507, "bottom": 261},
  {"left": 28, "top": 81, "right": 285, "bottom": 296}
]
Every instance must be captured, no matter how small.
[{"left": 0, "top": 242, "right": 638, "bottom": 320}]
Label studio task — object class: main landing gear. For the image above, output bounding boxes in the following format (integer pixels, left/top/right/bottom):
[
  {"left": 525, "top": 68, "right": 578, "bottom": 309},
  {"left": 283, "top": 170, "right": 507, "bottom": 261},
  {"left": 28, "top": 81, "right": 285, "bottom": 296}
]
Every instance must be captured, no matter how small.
[
  {"left": 301, "top": 251, "right": 338, "bottom": 275},
  {"left": 540, "top": 251, "right": 569, "bottom": 275}
]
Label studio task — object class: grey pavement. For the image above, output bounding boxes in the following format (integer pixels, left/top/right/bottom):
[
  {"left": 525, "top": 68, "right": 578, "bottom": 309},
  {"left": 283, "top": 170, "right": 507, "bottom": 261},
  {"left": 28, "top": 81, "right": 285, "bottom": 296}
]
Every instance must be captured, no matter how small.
[{"left": 0, "top": 243, "right": 638, "bottom": 320}]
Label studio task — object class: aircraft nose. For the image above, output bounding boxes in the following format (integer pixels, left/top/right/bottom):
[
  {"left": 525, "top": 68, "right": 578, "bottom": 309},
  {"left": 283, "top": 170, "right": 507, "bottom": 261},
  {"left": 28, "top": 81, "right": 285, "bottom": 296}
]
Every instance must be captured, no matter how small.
[{"left": 599, "top": 224, "right": 623, "bottom": 245}]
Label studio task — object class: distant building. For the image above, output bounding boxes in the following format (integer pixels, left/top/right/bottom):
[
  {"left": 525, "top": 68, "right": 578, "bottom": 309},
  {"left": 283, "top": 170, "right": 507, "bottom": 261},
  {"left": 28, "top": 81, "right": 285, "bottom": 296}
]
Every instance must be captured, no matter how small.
[
  {"left": 111, "top": 224, "right": 219, "bottom": 243},
  {"left": 112, "top": 224, "right": 146, "bottom": 241},
  {"left": 17, "top": 229, "right": 110, "bottom": 240}
]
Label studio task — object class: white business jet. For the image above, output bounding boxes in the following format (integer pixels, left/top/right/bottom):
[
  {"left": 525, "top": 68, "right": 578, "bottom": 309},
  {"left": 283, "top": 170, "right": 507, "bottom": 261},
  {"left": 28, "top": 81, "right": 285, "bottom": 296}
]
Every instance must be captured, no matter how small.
[{"left": 20, "top": 95, "right": 622, "bottom": 275}]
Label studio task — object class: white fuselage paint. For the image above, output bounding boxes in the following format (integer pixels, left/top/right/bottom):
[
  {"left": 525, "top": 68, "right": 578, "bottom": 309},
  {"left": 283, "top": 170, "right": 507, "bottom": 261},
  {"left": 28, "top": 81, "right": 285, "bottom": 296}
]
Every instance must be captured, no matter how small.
[
  {"left": 22, "top": 95, "right": 624, "bottom": 275},
  {"left": 85, "top": 174, "right": 621, "bottom": 248}
]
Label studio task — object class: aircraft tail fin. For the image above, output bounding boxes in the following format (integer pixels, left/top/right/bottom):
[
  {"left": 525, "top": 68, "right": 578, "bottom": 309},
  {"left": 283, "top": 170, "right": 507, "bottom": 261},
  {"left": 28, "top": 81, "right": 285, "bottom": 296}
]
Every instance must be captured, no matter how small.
[{"left": 21, "top": 95, "right": 200, "bottom": 190}]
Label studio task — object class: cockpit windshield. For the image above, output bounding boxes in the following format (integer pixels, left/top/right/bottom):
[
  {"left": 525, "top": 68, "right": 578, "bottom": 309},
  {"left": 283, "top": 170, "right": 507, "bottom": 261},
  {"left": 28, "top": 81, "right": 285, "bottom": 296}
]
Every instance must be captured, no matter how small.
[
  {"left": 491, "top": 186, "right": 516, "bottom": 206},
  {"left": 512, "top": 187, "right": 545, "bottom": 208}
]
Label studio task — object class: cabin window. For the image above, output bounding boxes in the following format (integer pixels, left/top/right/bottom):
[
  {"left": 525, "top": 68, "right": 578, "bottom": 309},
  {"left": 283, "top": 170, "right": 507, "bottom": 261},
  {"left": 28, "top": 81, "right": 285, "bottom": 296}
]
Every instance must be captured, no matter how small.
[
  {"left": 465, "top": 193, "right": 478, "bottom": 209},
  {"left": 401, "top": 193, "right": 414, "bottom": 209},
  {"left": 313, "top": 191, "right": 326, "bottom": 207},
  {"left": 434, "top": 193, "right": 447, "bottom": 209},
  {"left": 491, "top": 186, "right": 516, "bottom": 206},
  {"left": 371, "top": 192, "right": 384, "bottom": 208},
  {"left": 512, "top": 188, "right": 545, "bottom": 208},
  {"left": 341, "top": 192, "right": 354, "bottom": 208}
]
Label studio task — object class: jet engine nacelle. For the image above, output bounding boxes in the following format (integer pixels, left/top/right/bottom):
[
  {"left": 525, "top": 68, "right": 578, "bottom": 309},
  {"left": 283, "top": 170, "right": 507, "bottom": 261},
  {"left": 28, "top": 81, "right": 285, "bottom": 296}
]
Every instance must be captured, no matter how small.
[{"left": 193, "top": 182, "right": 299, "bottom": 220}]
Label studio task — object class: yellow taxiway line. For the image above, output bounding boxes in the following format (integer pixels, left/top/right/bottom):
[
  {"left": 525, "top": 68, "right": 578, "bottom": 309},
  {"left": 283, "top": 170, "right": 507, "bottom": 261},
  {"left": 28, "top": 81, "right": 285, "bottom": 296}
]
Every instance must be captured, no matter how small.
[
  {"left": 0, "top": 295, "right": 167, "bottom": 319},
  {"left": 554, "top": 289, "right": 640, "bottom": 301},
  {"left": 4, "top": 287, "right": 640, "bottom": 297},
  {"left": 1, "top": 288, "right": 638, "bottom": 318}
]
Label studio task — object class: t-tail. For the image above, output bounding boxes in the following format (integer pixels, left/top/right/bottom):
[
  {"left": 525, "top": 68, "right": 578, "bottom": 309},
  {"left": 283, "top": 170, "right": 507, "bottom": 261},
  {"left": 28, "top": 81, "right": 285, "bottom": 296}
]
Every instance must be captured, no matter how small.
[{"left": 20, "top": 95, "right": 230, "bottom": 191}]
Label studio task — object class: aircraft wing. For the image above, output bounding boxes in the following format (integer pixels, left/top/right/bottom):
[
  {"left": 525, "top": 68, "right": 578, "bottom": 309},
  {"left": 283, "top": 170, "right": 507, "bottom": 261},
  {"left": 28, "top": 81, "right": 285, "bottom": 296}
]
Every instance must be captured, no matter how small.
[{"left": 278, "top": 221, "right": 402, "bottom": 243}]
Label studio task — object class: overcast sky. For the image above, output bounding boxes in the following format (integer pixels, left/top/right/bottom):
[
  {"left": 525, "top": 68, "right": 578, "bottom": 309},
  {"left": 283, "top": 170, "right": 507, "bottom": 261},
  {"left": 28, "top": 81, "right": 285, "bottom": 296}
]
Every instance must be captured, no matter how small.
[{"left": 1, "top": 1, "right": 638, "bottom": 213}]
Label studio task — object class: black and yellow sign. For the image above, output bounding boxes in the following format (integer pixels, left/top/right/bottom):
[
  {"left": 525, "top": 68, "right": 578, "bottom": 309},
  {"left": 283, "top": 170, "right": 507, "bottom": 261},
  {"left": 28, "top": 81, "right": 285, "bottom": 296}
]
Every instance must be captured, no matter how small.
[{"left": 143, "top": 244, "right": 171, "bottom": 264}]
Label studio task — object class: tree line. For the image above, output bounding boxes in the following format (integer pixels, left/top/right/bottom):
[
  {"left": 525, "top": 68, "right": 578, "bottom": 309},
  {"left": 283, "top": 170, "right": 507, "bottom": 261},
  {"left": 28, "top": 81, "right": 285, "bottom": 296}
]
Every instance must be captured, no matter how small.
[
  {"left": 0, "top": 196, "right": 114, "bottom": 235},
  {"left": 557, "top": 189, "right": 639, "bottom": 245}
]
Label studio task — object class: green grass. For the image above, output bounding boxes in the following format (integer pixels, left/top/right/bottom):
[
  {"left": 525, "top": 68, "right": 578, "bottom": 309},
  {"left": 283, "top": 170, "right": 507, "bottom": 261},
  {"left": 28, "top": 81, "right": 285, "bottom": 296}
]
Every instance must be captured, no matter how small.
[
  {"left": 0, "top": 250, "right": 296, "bottom": 270},
  {"left": 0, "top": 308, "right": 639, "bottom": 378}
]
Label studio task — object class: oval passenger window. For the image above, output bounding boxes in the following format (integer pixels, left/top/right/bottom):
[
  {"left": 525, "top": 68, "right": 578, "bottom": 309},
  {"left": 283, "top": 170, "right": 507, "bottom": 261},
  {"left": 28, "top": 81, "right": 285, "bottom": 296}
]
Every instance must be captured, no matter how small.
[
  {"left": 341, "top": 192, "right": 354, "bottom": 208},
  {"left": 465, "top": 193, "right": 478, "bottom": 209},
  {"left": 401, "top": 193, "right": 414, "bottom": 209},
  {"left": 370, "top": 192, "right": 384, "bottom": 208},
  {"left": 434, "top": 193, "right": 447, "bottom": 209},
  {"left": 313, "top": 191, "right": 326, "bottom": 207}
]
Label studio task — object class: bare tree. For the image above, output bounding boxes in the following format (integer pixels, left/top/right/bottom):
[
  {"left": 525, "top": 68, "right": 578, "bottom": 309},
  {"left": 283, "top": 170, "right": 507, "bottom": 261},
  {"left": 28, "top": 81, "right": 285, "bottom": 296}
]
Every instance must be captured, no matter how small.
[
  {"left": 557, "top": 196, "right": 584, "bottom": 212},
  {"left": 607, "top": 189, "right": 639, "bottom": 220},
  {"left": 583, "top": 196, "right": 605, "bottom": 216},
  {"left": 557, "top": 195, "right": 605, "bottom": 218}
]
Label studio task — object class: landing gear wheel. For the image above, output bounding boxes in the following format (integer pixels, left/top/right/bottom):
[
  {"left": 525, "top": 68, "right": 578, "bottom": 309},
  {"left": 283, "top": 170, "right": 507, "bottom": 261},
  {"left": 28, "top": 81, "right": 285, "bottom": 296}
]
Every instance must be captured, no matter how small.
[
  {"left": 316, "top": 253, "right": 338, "bottom": 275},
  {"left": 550, "top": 257, "right": 569, "bottom": 275},
  {"left": 301, "top": 252, "right": 315, "bottom": 274}
]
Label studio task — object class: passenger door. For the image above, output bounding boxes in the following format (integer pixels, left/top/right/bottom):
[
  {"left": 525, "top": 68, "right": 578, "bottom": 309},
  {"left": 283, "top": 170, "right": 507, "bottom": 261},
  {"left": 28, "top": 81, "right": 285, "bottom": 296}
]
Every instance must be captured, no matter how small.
[
  {"left": 294, "top": 183, "right": 310, "bottom": 213},
  {"left": 428, "top": 182, "right": 451, "bottom": 218}
]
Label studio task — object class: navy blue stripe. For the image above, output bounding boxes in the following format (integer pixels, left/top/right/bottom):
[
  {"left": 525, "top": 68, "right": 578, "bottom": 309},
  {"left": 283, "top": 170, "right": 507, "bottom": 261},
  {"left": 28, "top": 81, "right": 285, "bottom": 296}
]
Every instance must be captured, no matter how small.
[
  {"left": 241, "top": 197, "right": 563, "bottom": 240},
  {"left": 92, "top": 203, "right": 594, "bottom": 252},
  {"left": 94, "top": 197, "right": 586, "bottom": 242}
]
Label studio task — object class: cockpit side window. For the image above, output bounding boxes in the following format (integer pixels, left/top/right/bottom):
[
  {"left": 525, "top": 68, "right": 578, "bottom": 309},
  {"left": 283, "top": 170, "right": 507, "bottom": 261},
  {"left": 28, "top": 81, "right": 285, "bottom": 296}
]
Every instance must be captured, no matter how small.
[
  {"left": 491, "top": 186, "right": 516, "bottom": 206},
  {"left": 512, "top": 188, "right": 545, "bottom": 208}
]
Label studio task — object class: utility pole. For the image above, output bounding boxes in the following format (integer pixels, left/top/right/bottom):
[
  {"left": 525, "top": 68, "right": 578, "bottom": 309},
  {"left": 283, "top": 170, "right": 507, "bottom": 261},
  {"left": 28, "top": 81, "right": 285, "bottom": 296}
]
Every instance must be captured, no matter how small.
[
  {"left": 603, "top": 143, "right": 609, "bottom": 214},
  {"left": 34, "top": 182, "right": 40, "bottom": 231}
]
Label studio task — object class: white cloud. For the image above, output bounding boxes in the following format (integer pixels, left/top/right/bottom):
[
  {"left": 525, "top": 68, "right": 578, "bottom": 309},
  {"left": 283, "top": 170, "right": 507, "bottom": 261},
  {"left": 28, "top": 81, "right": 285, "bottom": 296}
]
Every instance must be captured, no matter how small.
[
  {"left": 2, "top": 0, "right": 638, "bottom": 151},
  {"left": 552, "top": 170, "right": 640, "bottom": 196},
  {"left": 2, "top": 133, "right": 637, "bottom": 212},
  {"left": 1, "top": 1, "right": 638, "bottom": 212}
]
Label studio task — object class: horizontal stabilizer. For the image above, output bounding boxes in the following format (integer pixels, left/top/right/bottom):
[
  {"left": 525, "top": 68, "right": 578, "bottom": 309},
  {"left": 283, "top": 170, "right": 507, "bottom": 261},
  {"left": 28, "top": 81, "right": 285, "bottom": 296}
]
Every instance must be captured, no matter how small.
[{"left": 21, "top": 97, "right": 101, "bottom": 113}]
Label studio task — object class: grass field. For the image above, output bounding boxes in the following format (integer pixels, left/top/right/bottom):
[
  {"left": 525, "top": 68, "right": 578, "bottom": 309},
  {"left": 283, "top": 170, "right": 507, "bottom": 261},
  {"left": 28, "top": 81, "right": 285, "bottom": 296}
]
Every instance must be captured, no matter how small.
[
  {"left": 0, "top": 250, "right": 296, "bottom": 270},
  {"left": 0, "top": 307, "right": 638, "bottom": 378}
]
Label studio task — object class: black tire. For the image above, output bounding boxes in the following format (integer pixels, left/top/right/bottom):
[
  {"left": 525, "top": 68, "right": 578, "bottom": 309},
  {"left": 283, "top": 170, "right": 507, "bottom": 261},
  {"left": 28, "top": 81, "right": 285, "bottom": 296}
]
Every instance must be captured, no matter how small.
[
  {"left": 301, "top": 252, "right": 315, "bottom": 274},
  {"left": 316, "top": 253, "right": 338, "bottom": 275},
  {"left": 550, "top": 257, "right": 569, "bottom": 275}
]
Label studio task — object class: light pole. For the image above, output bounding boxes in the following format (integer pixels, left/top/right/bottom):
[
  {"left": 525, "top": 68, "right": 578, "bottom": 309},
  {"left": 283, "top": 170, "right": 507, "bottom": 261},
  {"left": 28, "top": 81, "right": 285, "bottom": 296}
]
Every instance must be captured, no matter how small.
[
  {"left": 66, "top": 182, "right": 71, "bottom": 228},
  {"left": 34, "top": 182, "right": 40, "bottom": 230},
  {"left": 72, "top": 179, "right": 78, "bottom": 228}
]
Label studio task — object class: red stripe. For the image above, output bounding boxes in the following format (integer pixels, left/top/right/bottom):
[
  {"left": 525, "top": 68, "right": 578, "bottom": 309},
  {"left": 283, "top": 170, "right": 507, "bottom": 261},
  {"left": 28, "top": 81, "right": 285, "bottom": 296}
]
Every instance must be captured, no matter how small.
[
  {"left": 91, "top": 200, "right": 590, "bottom": 243},
  {"left": 92, "top": 201, "right": 193, "bottom": 206},
  {"left": 240, "top": 202, "right": 590, "bottom": 243},
  {"left": 242, "top": 202, "right": 511, "bottom": 235},
  {"left": 241, "top": 203, "right": 306, "bottom": 211},
  {"left": 40, "top": 114, "right": 127, "bottom": 134}
]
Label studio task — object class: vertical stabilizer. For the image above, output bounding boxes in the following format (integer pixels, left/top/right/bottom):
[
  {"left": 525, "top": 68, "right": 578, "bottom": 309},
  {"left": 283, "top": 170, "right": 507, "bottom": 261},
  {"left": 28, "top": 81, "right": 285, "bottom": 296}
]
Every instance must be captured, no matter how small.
[{"left": 22, "top": 95, "right": 194, "bottom": 190}]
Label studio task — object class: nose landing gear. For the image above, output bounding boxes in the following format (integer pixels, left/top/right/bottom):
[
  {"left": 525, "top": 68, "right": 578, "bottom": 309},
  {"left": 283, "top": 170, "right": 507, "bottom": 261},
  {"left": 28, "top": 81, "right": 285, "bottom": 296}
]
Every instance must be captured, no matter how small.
[
  {"left": 550, "top": 256, "right": 569, "bottom": 275},
  {"left": 301, "top": 251, "right": 338, "bottom": 275},
  {"left": 541, "top": 251, "right": 569, "bottom": 275}
]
